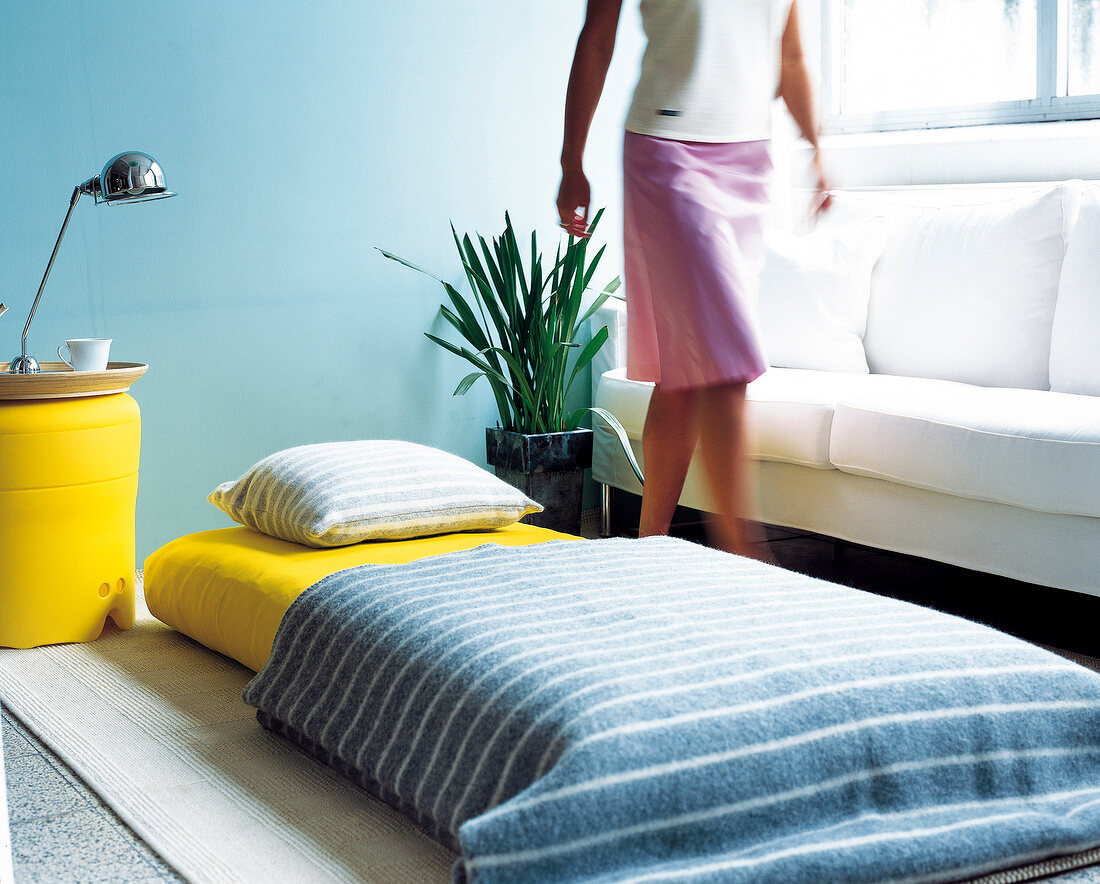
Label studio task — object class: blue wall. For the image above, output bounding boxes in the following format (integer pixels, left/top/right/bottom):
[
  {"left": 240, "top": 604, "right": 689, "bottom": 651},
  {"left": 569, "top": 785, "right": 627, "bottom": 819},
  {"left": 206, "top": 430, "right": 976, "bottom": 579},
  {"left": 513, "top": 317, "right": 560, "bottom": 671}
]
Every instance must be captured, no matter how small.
[{"left": 1, "top": 1, "right": 643, "bottom": 560}]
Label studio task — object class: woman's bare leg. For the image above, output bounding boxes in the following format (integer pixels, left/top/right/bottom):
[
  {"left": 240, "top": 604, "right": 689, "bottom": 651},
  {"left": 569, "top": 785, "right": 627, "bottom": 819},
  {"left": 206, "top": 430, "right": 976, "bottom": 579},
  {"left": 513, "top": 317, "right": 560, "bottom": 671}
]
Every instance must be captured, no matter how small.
[
  {"left": 696, "top": 382, "right": 773, "bottom": 560},
  {"left": 638, "top": 385, "right": 701, "bottom": 538}
]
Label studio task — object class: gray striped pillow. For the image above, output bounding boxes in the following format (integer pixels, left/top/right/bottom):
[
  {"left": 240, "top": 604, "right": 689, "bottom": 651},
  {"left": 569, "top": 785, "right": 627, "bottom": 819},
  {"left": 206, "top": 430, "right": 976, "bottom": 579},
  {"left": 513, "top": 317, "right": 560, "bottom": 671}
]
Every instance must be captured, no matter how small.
[{"left": 208, "top": 440, "right": 542, "bottom": 547}]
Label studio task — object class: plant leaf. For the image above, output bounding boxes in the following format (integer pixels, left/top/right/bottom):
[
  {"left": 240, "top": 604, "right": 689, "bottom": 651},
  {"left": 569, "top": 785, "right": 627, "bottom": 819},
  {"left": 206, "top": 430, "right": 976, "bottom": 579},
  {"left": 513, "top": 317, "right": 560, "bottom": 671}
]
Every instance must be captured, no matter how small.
[
  {"left": 485, "top": 346, "right": 542, "bottom": 433},
  {"left": 376, "top": 247, "right": 445, "bottom": 283},
  {"left": 426, "top": 333, "right": 516, "bottom": 427},
  {"left": 440, "top": 289, "right": 493, "bottom": 355},
  {"left": 453, "top": 372, "right": 483, "bottom": 396},
  {"left": 580, "top": 243, "right": 607, "bottom": 292},
  {"left": 564, "top": 325, "right": 609, "bottom": 402},
  {"left": 577, "top": 275, "right": 622, "bottom": 327}
]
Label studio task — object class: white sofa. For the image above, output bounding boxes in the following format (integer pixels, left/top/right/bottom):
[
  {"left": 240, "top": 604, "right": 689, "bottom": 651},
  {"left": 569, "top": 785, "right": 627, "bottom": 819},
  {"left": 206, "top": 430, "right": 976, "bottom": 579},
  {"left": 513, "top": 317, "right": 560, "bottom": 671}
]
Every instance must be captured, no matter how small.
[{"left": 592, "top": 180, "right": 1100, "bottom": 596}]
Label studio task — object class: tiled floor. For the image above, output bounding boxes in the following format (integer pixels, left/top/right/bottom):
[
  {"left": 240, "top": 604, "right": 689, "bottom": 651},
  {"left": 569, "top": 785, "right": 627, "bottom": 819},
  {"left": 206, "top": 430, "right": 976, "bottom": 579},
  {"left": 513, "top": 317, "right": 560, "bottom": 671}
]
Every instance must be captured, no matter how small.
[
  {"left": 4, "top": 513, "right": 1100, "bottom": 882},
  {"left": 2, "top": 710, "right": 182, "bottom": 883}
]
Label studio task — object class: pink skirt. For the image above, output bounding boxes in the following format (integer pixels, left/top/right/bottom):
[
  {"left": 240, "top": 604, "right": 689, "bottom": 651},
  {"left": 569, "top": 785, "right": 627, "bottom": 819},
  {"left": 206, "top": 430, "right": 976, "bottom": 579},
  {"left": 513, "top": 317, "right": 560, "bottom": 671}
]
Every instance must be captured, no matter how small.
[{"left": 623, "top": 131, "right": 771, "bottom": 391}]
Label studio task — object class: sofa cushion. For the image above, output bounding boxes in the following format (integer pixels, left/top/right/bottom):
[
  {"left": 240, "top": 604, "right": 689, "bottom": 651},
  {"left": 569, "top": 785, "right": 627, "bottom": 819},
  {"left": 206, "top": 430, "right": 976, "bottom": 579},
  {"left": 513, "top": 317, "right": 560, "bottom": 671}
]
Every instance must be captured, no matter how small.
[
  {"left": 747, "top": 369, "right": 887, "bottom": 467},
  {"left": 830, "top": 375, "right": 1100, "bottom": 518},
  {"left": 1050, "top": 185, "right": 1100, "bottom": 396},
  {"left": 863, "top": 185, "right": 1075, "bottom": 390},
  {"left": 756, "top": 218, "right": 890, "bottom": 373},
  {"left": 596, "top": 367, "right": 883, "bottom": 470}
]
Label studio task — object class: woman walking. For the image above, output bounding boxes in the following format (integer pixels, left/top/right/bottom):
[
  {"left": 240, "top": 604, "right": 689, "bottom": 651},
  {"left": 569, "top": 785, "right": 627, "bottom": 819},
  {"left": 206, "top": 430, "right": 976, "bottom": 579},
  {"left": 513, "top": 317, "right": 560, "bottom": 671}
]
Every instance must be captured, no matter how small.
[{"left": 558, "top": 0, "right": 831, "bottom": 557}]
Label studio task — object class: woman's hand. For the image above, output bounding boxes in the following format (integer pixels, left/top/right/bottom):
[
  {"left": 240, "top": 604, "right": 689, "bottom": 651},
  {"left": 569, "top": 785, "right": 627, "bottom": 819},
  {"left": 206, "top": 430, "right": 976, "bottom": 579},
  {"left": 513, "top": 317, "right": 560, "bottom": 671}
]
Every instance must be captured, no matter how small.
[{"left": 557, "top": 167, "right": 592, "bottom": 238}]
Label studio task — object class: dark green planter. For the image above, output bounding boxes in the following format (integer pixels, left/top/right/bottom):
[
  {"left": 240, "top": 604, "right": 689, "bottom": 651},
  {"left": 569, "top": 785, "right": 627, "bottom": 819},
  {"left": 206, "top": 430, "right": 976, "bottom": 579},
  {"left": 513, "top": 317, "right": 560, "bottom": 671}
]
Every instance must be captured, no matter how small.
[{"left": 485, "top": 428, "right": 593, "bottom": 536}]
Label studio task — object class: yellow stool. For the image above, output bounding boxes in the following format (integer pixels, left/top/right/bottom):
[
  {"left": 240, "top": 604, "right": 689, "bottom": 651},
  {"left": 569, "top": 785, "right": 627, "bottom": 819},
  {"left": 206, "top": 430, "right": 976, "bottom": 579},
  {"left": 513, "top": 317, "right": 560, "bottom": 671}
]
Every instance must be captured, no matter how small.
[{"left": 0, "top": 393, "right": 140, "bottom": 648}]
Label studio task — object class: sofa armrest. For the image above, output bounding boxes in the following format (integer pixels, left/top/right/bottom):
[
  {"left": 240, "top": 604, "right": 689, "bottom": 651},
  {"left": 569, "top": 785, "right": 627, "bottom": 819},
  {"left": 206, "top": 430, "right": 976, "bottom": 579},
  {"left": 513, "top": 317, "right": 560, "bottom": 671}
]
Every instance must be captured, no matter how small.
[{"left": 591, "top": 299, "right": 627, "bottom": 407}]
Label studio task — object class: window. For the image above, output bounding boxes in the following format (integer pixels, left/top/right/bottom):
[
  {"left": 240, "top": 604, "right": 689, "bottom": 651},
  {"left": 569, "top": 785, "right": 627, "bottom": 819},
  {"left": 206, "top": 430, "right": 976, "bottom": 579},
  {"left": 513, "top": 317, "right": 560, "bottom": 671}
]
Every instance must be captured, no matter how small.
[
  {"left": 1070, "top": 0, "right": 1100, "bottom": 95},
  {"left": 822, "top": 0, "right": 1100, "bottom": 132}
]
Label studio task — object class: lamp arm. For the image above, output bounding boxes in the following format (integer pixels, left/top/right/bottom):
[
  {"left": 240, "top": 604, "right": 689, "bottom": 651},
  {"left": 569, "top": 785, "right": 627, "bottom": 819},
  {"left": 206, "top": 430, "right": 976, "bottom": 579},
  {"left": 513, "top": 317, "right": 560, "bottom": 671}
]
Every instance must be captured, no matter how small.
[{"left": 19, "top": 185, "right": 83, "bottom": 360}]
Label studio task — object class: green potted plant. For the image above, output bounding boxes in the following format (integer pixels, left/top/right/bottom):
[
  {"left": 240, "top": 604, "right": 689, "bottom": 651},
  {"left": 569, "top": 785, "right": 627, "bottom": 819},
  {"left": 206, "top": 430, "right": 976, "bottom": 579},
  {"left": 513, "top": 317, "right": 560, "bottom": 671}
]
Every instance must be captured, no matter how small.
[{"left": 379, "top": 209, "right": 637, "bottom": 534}]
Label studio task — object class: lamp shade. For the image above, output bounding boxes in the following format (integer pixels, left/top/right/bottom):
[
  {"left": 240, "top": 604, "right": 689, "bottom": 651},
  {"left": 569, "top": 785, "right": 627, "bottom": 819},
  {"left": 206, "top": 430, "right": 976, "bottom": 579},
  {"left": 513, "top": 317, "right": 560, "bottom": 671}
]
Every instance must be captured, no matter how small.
[{"left": 86, "top": 152, "right": 176, "bottom": 204}]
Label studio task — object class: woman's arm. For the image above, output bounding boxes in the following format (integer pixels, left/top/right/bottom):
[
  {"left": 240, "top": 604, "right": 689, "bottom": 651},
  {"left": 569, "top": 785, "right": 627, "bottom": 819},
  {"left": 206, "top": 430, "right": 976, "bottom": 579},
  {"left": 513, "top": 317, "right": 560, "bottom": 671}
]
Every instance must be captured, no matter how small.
[
  {"left": 557, "top": 0, "right": 625, "bottom": 237},
  {"left": 777, "top": 1, "right": 832, "bottom": 216}
]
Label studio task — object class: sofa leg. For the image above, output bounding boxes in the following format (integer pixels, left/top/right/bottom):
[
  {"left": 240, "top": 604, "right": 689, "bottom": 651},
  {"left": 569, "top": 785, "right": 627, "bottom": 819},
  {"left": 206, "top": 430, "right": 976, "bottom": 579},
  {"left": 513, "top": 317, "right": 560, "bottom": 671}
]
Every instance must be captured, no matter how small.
[{"left": 600, "top": 484, "right": 612, "bottom": 537}]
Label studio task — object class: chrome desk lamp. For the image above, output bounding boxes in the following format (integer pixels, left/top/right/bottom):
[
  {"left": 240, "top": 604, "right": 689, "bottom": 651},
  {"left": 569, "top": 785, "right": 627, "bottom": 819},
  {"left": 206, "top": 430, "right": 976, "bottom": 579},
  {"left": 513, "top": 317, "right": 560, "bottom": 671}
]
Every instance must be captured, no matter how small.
[{"left": 7, "top": 152, "right": 176, "bottom": 374}]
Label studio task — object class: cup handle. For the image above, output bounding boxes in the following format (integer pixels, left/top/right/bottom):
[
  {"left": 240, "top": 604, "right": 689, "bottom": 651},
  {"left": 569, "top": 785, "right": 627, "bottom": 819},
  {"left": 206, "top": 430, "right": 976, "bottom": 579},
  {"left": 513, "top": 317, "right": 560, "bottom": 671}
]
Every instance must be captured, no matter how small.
[{"left": 57, "top": 344, "right": 73, "bottom": 368}]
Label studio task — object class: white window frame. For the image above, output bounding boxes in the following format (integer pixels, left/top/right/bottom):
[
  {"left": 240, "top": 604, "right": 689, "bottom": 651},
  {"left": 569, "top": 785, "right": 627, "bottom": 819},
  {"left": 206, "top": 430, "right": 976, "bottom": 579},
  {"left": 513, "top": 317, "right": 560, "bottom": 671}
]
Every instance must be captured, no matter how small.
[{"left": 822, "top": 0, "right": 1100, "bottom": 133}]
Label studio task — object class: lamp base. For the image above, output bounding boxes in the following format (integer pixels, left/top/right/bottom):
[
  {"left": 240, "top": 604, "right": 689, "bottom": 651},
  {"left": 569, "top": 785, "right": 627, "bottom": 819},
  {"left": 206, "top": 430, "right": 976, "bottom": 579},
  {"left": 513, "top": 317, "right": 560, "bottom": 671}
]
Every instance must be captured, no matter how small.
[{"left": 8, "top": 355, "right": 40, "bottom": 374}]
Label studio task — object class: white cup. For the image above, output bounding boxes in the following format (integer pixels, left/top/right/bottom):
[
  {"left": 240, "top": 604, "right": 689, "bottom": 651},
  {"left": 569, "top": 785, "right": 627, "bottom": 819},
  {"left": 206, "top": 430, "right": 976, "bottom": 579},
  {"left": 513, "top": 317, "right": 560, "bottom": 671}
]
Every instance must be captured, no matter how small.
[{"left": 57, "top": 338, "right": 112, "bottom": 372}]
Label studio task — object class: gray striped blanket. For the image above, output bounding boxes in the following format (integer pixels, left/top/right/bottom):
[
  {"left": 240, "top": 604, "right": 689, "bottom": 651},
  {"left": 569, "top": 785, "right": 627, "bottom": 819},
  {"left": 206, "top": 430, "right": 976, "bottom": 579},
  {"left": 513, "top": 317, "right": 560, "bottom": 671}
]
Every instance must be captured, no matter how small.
[{"left": 242, "top": 537, "right": 1100, "bottom": 883}]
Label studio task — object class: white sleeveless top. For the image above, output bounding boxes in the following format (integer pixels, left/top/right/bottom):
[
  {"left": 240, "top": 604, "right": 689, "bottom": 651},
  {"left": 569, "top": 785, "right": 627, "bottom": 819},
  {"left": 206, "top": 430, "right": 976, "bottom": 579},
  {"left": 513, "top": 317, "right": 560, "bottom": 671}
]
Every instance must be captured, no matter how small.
[{"left": 625, "top": 0, "right": 794, "bottom": 143}]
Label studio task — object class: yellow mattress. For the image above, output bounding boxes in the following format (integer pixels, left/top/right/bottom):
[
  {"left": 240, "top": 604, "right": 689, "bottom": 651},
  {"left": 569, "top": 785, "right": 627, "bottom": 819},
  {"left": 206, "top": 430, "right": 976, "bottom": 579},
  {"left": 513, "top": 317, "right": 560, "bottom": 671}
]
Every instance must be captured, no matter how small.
[{"left": 144, "top": 523, "right": 577, "bottom": 672}]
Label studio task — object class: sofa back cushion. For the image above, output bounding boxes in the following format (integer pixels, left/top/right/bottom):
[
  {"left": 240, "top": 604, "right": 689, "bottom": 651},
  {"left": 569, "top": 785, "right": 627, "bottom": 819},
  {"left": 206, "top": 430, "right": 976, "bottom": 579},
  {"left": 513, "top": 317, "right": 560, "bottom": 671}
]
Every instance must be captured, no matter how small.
[
  {"left": 862, "top": 184, "right": 1075, "bottom": 390},
  {"left": 756, "top": 218, "right": 890, "bottom": 373},
  {"left": 1050, "top": 185, "right": 1100, "bottom": 396}
]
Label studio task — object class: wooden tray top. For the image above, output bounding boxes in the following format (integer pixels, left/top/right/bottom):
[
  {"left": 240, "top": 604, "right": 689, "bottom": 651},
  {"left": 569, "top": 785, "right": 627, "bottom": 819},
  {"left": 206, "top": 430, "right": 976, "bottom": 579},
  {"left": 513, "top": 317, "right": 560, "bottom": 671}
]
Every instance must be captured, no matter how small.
[{"left": 0, "top": 362, "right": 148, "bottom": 400}]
